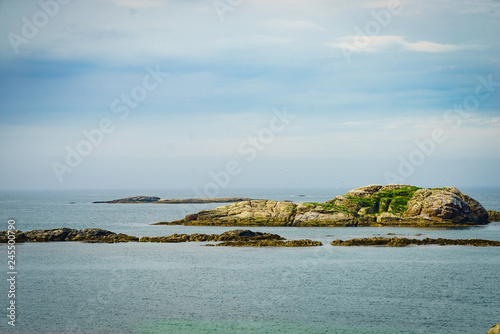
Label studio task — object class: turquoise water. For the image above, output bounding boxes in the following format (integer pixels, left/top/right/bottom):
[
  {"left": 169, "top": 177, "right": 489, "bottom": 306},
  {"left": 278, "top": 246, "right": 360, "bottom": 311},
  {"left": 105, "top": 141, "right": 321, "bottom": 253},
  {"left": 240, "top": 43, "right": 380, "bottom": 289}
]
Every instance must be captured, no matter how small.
[{"left": 0, "top": 188, "right": 499, "bottom": 333}]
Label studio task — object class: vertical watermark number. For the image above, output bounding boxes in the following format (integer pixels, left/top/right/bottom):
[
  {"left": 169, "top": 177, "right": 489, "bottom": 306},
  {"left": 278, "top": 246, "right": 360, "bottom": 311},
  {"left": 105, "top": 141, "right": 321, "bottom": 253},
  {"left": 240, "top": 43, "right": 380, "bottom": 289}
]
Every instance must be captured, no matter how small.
[{"left": 6, "top": 219, "right": 17, "bottom": 327}]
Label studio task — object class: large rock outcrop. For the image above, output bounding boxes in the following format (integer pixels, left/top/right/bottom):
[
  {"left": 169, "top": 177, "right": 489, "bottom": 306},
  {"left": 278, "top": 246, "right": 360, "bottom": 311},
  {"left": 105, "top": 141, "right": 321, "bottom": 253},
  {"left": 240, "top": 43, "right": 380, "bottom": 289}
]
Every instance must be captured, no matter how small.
[
  {"left": 157, "top": 185, "right": 491, "bottom": 227},
  {"left": 404, "top": 187, "right": 488, "bottom": 223}
]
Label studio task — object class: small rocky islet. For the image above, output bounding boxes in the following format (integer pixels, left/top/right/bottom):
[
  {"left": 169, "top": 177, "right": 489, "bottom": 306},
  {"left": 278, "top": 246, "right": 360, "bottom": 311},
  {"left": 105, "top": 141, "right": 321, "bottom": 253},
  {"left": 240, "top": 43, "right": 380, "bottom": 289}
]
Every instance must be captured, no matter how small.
[{"left": 156, "top": 184, "right": 500, "bottom": 227}]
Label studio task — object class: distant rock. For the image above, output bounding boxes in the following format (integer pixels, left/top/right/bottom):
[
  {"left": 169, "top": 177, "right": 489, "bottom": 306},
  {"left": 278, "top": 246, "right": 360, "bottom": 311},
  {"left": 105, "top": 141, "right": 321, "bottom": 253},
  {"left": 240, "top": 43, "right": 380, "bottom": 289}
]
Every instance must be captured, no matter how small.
[
  {"left": 94, "top": 196, "right": 160, "bottom": 203},
  {"left": 93, "top": 196, "right": 251, "bottom": 204},
  {"left": 487, "top": 323, "right": 500, "bottom": 334},
  {"left": 157, "top": 185, "right": 491, "bottom": 227}
]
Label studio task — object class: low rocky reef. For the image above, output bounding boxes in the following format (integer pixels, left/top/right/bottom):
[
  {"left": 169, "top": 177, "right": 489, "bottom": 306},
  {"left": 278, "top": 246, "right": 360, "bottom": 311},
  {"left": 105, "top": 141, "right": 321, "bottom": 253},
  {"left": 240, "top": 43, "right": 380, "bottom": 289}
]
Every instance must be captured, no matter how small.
[
  {"left": 139, "top": 229, "right": 283, "bottom": 243},
  {"left": 330, "top": 237, "right": 500, "bottom": 247},
  {"left": 3, "top": 228, "right": 499, "bottom": 248},
  {"left": 93, "top": 196, "right": 252, "bottom": 204},
  {"left": 0, "top": 228, "right": 139, "bottom": 243},
  {"left": 0, "top": 228, "right": 319, "bottom": 247},
  {"left": 207, "top": 239, "right": 323, "bottom": 247},
  {"left": 156, "top": 184, "right": 498, "bottom": 227}
]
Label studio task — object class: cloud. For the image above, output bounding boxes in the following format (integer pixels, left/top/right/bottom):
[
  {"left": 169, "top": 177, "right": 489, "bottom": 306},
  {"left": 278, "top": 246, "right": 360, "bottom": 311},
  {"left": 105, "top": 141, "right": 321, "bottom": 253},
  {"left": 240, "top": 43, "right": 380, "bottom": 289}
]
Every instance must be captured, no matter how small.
[
  {"left": 333, "top": 35, "right": 473, "bottom": 53},
  {"left": 403, "top": 40, "right": 467, "bottom": 52}
]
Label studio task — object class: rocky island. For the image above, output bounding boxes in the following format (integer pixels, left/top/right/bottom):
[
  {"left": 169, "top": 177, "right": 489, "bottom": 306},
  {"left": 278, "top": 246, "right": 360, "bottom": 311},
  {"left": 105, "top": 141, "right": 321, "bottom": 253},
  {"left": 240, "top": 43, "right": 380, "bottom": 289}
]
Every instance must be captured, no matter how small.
[
  {"left": 156, "top": 184, "right": 500, "bottom": 227},
  {"left": 93, "top": 196, "right": 252, "bottom": 204}
]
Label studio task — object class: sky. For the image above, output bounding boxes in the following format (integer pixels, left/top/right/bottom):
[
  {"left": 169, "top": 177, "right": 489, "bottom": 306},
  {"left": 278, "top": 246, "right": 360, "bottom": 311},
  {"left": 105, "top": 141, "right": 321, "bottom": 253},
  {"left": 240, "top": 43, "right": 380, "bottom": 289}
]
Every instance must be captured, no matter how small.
[{"left": 0, "top": 0, "right": 499, "bottom": 191}]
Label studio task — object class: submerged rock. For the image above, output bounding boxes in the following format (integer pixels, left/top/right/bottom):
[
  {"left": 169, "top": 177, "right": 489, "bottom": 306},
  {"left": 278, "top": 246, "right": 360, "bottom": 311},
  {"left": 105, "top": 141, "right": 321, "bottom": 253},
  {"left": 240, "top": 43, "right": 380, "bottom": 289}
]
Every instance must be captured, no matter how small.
[
  {"left": 157, "top": 185, "right": 491, "bottom": 227},
  {"left": 330, "top": 237, "right": 500, "bottom": 247}
]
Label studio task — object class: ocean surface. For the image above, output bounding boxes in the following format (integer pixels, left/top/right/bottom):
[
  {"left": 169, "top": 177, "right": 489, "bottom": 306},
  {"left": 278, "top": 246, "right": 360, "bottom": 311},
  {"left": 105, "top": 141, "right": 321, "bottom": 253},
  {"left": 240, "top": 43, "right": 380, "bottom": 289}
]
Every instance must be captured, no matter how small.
[{"left": 0, "top": 187, "right": 499, "bottom": 334}]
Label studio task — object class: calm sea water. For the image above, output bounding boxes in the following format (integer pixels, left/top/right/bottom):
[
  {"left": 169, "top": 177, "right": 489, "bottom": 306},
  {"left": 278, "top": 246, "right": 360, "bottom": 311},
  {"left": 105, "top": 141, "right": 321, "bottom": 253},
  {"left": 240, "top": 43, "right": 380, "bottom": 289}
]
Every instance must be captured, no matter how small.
[{"left": 0, "top": 187, "right": 499, "bottom": 334}]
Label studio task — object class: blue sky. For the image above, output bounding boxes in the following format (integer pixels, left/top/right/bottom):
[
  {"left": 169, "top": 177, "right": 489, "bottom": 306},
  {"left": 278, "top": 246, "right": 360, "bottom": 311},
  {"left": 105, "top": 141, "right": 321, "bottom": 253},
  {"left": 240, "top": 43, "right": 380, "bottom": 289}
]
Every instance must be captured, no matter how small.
[{"left": 0, "top": 0, "right": 499, "bottom": 190}]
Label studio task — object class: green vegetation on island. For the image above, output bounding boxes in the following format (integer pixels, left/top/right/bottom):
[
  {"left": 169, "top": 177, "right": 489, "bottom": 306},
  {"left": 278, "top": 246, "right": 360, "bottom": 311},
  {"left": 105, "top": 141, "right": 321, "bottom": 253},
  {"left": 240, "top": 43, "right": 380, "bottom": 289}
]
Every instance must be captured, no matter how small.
[{"left": 156, "top": 184, "right": 497, "bottom": 227}]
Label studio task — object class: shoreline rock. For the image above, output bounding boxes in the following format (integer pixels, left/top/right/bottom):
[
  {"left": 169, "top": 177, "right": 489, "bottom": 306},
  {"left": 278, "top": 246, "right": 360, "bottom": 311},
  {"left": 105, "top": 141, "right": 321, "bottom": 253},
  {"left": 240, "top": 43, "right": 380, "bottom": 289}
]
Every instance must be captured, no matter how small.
[
  {"left": 156, "top": 185, "right": 492, "bottom": 227},
  {"left": 330, "top": 237, "right": 500, "bottom": 247},
  {"left": 93, "top": 196, "right": 252, "bottom": 204}
]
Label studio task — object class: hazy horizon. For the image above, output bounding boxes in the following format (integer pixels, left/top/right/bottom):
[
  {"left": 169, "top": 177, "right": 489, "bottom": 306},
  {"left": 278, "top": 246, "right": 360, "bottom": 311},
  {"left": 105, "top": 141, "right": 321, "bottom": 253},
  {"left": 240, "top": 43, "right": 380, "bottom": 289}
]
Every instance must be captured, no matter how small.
[{"left": 1, "top": 0, "right": 499, "bottom": 191}]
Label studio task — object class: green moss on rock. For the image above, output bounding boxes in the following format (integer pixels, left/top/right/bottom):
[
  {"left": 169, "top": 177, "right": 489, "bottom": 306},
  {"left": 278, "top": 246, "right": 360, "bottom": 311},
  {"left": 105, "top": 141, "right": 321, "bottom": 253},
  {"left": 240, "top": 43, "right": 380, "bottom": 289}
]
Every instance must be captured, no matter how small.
[{"left": 346, "top": 186, "right": 421, "bottom": 215}]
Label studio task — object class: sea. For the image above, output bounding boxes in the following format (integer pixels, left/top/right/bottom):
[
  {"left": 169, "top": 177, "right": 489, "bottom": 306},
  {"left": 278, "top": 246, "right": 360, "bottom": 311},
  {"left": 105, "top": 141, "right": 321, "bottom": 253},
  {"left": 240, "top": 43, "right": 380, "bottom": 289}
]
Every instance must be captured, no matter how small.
[{"left": 0, "top": 187, "right": 499, "bottom": 334}]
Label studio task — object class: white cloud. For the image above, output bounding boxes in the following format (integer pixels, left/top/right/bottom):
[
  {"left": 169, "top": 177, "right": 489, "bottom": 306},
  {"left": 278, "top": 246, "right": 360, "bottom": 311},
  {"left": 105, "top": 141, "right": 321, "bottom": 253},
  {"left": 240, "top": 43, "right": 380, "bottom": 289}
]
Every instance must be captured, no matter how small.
[
  {"left": 404, "top": 40, "right": 465, "bottom": 52},
  {"left": 333, "top": 35, "right": 474, "bottom": 53}
]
